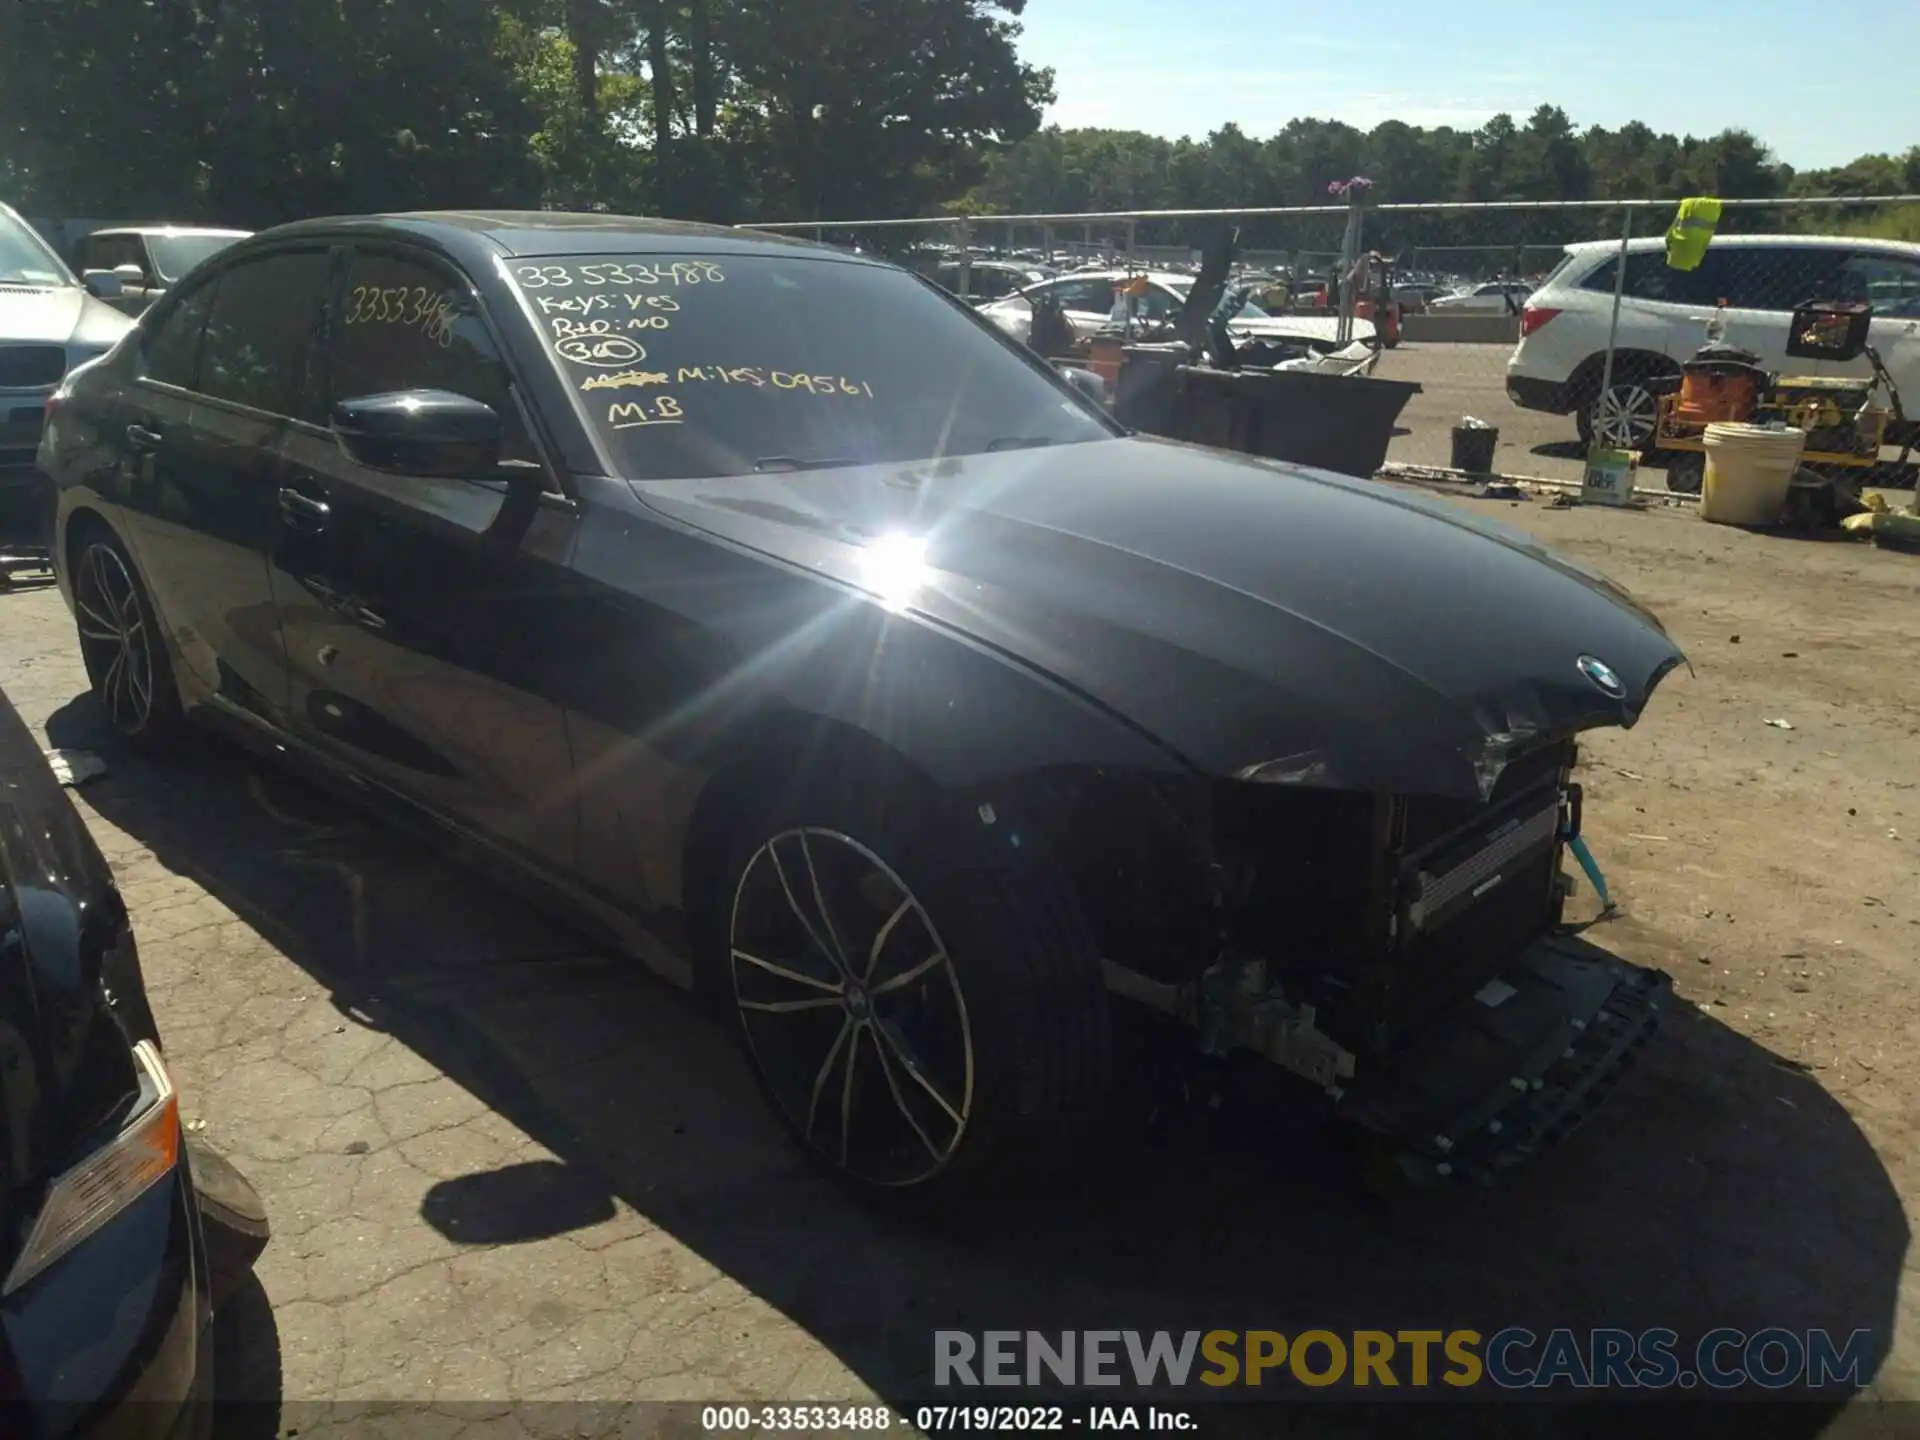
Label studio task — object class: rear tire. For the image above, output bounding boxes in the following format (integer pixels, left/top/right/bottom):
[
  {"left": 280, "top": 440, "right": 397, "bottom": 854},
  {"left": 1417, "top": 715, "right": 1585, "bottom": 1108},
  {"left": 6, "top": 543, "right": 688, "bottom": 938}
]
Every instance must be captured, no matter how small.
[
  {"left": 70, "top": 527, "right": 184, "bottom": 750},
  {"left": 1665, "top": 450, "right": 1705, "bottom": 496},
  {"left": 717, "top": 766, "right": 1112, "bottom": 1202}
]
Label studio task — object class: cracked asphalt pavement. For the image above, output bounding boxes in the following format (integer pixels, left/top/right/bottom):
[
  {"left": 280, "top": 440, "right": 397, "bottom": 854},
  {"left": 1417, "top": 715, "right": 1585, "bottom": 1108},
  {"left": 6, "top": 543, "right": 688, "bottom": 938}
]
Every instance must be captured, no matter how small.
[{"left": 0, "top": 485, "right": 1914, "bottom": 1437}]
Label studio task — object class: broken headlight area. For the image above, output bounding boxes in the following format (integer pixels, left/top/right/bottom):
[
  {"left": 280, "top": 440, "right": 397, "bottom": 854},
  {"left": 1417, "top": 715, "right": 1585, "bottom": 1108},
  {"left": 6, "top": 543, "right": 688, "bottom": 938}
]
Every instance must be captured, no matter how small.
[{"left": 1042, "top": 737, "right": 1670, "bottom": 1180}]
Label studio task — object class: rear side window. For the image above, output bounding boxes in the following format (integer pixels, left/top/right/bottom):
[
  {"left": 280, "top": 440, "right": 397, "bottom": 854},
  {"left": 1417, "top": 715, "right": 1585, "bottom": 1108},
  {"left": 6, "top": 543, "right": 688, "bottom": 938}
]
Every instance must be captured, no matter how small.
[
  {"left": 326, "top": 249, "right": 536, "bottom": 465},
  {"left": 1703, "top": 247, "right": 1847, "bottom": 311},
  {"left": 1581, "top": 250, "right": 1700, "bottom": 304},
  {"left": 1585, "top": 245, "right": 1853, "bottom": 312},
  {"left": 143, "top": 279, "right": 217, "bottom": 389},
  {"left": 1838, "top": 251, "right": 1920, "bottom": 317},
  {"left": 1049, "top": 277, "right": 1117, "bottom": 314},
  {"left": 197, "top": 250, "right": 333, "bottom": 420}
]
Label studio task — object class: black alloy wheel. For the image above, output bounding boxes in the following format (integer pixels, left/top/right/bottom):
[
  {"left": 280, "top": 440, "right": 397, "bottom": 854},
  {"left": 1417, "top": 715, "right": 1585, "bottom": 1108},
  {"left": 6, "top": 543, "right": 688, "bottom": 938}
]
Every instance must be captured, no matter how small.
[
  {"left": 728, "top": 827, "right": 974, "bottom": 1188},
  {"left": 73, "top": 533, "right": 180, "bottom": 746}
]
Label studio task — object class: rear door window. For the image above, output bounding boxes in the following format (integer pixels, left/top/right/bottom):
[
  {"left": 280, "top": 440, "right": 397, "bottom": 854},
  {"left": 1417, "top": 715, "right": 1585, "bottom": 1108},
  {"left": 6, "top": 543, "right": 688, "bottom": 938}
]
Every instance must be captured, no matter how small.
[
  {"left": 196, "top": 249, "right": 333, "bottom": 421},
  {"left": 1705, "top": 246, "right": 1847, "bottom": 311},
  {"left": 1838, "top": 251, "right": 1920, "bottom": 317},
  {"left": 1049, "top": 277, "right": 1117, "bottom": 314},
  {"left": 142, "top": 275, "right": 219, "bottom": 389}
]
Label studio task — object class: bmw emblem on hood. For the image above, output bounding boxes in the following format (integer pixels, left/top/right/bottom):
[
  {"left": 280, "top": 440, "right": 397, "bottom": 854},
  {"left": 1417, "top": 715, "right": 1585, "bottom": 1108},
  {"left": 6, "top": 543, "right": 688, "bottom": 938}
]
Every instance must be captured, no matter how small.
[{"left": 1577, "top": 654, "right": 1627, "bottom": 698}]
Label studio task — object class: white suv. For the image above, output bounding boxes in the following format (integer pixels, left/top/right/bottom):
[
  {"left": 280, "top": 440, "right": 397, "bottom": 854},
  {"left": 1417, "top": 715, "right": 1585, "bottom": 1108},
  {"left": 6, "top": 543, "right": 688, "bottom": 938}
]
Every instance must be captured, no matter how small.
[{"left": 1505, "top": 235, "right": 1920, "bottom": 450}]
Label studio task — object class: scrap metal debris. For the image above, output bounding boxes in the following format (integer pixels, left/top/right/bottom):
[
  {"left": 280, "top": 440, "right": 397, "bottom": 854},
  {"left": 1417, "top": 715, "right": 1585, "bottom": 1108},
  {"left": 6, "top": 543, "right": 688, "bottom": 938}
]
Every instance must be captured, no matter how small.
[{"left": 1763, "top": 718, "right": 1795, "bottom": 730}]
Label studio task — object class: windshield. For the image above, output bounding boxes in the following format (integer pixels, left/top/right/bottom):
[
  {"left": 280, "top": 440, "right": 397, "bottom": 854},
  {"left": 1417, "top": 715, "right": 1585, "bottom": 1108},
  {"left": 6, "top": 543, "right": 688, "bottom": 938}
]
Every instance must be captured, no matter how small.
[
  {"left": 148, "top": 232, "right": 243, "bottom": 283},
  {"left": 1162, "top": 277, "right": 1272, "bottom": 323},
  {"left": 0, "top": 209, "right": 72, "bottom": 287},
  {"left": 513, "top": 252, "right": 1115, "bottom": 480}
]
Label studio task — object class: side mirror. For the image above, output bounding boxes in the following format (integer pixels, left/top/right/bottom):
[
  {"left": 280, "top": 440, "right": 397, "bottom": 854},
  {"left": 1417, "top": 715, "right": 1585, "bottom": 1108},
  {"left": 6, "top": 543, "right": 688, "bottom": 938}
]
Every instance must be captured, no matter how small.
[
  {"left": 112, "top": 263, "right": 147, "bottom": 287},
  {"left": 331, "top": 389, "right": 502, "bottom": 478},
  {"left": 82, "top": 269, "right": 124, "bottom": 300}
]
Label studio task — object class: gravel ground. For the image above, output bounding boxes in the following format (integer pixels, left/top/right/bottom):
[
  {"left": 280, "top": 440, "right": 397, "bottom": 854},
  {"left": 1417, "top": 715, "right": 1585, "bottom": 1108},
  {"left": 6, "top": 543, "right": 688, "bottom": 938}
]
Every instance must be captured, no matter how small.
[{"left": 0, "top": 480, "right": 1914, "bottom": 1436}]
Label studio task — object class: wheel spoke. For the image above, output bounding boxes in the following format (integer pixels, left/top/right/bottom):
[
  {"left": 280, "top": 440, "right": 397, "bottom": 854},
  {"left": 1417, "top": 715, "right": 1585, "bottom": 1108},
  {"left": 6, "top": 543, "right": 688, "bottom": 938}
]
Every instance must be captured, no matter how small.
[
  {"left": 77, "top": 618, "right": 120, "bottom": 643},
  {"left": 76, "top": 596, "right": 119, "bottom": 637},
  {"left": 767, "top": 840, "right": 847, "bottom": 979},
  {"left": 805, "top": 1015, "right": 855, "bottom": 1141},
  {"left": 872, "top": 1015, "right": 964, "bottom": 1127},
  {"left": 127, "top": 644, "right": 152, "bottom": 713},
  {"left": 733, "top": 947, "right": 841, "bottom": 995},
  {"left": 103, "top": 647, "right": 127, "bottom": 712},
  {"left": 113, "top": 648, "right": 136, "bottom": 720},
  {"left": 798, "top": 832, "right": 852, "bottom": 974},
  {"left": 838, "top": 1022, "right": 862, "bottom": 1167},
  {"left": 870, "top": 949, "right": 948, "bottom": 997},
  {"left": 739, "top": 994, "right": 844, "bottom": 1015},
  {"left": 870, "top": 1025, "right": 945, "bottom": 1161},
  {"left": 864, "top": 896, "right": 914, "bottom": 983}
]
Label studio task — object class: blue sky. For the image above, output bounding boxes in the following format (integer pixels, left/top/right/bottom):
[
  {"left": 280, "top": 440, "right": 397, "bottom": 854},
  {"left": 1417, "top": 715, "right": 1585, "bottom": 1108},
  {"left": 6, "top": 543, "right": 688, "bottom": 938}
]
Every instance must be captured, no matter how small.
[{"left": 1015, "top": 0, "right": 1917, "bottom": 170}]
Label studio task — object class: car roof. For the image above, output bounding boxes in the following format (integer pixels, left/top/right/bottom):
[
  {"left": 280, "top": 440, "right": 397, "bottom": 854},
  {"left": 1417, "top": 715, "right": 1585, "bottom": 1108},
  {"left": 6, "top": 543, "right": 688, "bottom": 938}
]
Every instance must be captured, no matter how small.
[
  {"left": 89, "top": 226, "right": 252, "bottom": 239},
  {"left": 1030, "top": 269, "right": 1190, "bottom": 287},
  {"left": 239, "top": 210, "right": 845, "bottom": 266},
  {"left": 1561, "top": 233, "right": 1920, "bottom": 258}
]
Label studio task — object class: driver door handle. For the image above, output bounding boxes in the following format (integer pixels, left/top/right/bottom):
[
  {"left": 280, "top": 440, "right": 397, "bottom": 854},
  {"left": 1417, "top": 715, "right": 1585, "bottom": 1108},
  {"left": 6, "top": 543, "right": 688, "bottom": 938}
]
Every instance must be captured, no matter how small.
[
  {"left": 125, "top": 424, "right": 163, "bottom": 452},
  {"left": 278, "top": 486, "right": 331, "bottom": 532}
]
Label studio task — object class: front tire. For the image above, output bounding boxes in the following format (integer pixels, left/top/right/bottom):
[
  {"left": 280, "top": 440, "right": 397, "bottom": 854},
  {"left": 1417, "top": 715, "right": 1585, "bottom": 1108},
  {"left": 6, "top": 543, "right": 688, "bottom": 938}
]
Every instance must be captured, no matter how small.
[
  {"left": 719, "top": 770, "right": 1111, "bottom": 1198},
  {"left": 1578, "top": 361, "right": 1671, "bottom": 452},
  {"left": 72, "top": 529, "right": 184, "bottom": 749}
]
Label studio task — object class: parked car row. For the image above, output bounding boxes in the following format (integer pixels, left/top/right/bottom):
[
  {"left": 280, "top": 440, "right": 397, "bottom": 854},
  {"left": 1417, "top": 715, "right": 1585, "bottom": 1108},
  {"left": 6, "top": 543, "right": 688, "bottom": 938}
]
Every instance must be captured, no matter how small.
[
  {"left": 2, "top": 208, "right": 247, "bottom": 499},
  {"left": 976, "top": 269, "right": 1375, "bottom": 350}
]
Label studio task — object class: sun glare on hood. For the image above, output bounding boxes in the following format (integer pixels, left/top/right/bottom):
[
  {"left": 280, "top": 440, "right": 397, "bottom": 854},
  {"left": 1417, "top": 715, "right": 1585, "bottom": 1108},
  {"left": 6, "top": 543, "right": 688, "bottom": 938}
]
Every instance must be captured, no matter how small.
[{"left": 860, "top": 532, "right": 931, "bottom": 612}]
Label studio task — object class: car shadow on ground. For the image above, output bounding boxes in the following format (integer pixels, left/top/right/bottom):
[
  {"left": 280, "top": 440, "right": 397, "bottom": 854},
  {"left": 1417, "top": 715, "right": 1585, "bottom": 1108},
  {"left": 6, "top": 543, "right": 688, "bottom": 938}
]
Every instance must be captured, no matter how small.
[{"left": 44, "top": 696, "right": 1907, "bottom": 1436}]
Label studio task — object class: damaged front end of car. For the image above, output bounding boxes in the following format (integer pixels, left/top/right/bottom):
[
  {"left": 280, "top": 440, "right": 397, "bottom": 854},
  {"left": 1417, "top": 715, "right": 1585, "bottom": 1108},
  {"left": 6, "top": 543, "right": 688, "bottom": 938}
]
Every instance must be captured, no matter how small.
[{"left": 1028, "top": 722, "right": 1674, "bottom": 1184}]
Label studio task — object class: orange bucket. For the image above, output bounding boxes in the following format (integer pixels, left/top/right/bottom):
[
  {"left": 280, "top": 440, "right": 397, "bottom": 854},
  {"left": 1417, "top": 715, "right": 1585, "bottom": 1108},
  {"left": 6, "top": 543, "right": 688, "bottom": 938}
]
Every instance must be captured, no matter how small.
[{"left": 1086, "top": 337, "right": 1126, "bottom": 387}]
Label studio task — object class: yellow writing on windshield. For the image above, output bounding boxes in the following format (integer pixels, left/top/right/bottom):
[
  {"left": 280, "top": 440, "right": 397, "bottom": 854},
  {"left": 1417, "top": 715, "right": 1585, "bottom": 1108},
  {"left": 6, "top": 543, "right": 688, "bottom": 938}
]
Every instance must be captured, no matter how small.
[
  {"left": 666, "top": 365, "right": 873, "bottom": 397},
  {"left": 516, "top": 260, "right": 725, "bottom": 290},
  {"left": 551, "top": 316, "right": 671, "bottom": 339},
  {"left": 608, "top": 395, "right": 685, "bottom": 428},
  {"left": 581, "top": 370, "right": 670, "bottom": 391}
]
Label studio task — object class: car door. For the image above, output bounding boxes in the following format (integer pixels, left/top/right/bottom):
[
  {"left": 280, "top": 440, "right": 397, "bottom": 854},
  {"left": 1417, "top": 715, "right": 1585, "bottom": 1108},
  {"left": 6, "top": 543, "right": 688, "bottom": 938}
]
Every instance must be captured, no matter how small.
[
  {"left": 114, "top": 248, "right": 332, "bottom": 725},
  {"left": 1682, "top": 245, "right": 1851, "bottom": 375},
  {"left": 1041, "top": 276, "right": 1119, "bottom": 340},
  {"left": 269, "top": 243, "right": 578, "bottom": 871}
]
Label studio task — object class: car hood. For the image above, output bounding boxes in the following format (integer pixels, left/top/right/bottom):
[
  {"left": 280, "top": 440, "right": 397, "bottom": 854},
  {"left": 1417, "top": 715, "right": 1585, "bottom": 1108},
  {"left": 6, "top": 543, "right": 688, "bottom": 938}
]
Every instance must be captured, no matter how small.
[
  {"left": 631, "top": 438, "right": 1685, "bottom": 800},
  {"left": 0, "top": 284, "right": 133, "bottom": 348},
  {"left": 1228, "top": 314, "right": 1376, "bottom": 346}
]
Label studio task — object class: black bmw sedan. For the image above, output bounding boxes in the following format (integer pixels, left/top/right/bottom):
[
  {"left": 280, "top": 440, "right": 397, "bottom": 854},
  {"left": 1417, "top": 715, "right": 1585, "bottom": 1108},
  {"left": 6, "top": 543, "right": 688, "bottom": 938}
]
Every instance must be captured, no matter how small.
[{"left": 39, "top": 211, "right": 1685, "bottom": 1195}]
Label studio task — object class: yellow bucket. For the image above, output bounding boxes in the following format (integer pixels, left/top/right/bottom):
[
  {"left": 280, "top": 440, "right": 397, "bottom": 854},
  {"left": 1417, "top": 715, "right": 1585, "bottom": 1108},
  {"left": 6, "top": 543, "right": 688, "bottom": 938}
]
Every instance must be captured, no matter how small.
[{"left": 1700, "top": 423, "right": 1806, "bottom": 526}]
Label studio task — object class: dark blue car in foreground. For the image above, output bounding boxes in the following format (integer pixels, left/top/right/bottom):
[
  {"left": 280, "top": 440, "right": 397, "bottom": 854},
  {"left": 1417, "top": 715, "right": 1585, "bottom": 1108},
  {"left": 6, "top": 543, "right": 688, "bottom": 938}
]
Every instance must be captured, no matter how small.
[{"left": 0, "top": 684, "right": 266, "bottom": 1437}]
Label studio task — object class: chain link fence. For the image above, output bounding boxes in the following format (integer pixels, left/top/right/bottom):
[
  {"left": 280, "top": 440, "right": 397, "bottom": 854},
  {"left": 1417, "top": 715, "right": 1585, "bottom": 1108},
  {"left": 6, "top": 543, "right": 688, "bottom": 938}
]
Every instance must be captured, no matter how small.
[{"left": 746, "top": 196, "right": 1920, "bottom": 495}]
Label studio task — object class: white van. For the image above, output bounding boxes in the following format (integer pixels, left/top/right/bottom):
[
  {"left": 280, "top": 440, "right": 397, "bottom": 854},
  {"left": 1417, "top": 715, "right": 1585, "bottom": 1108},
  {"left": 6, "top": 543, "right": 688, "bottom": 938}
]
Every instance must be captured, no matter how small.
[{"left": 1504, "top": 234, "right": 1920, "bottom": 450}]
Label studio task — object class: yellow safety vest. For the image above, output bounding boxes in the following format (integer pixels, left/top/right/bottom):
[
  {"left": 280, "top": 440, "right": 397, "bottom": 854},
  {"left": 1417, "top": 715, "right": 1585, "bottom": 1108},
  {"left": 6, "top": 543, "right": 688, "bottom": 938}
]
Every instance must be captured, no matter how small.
[{"left": 1666, "top": 196, "right": 1721, "bottom": 271}]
